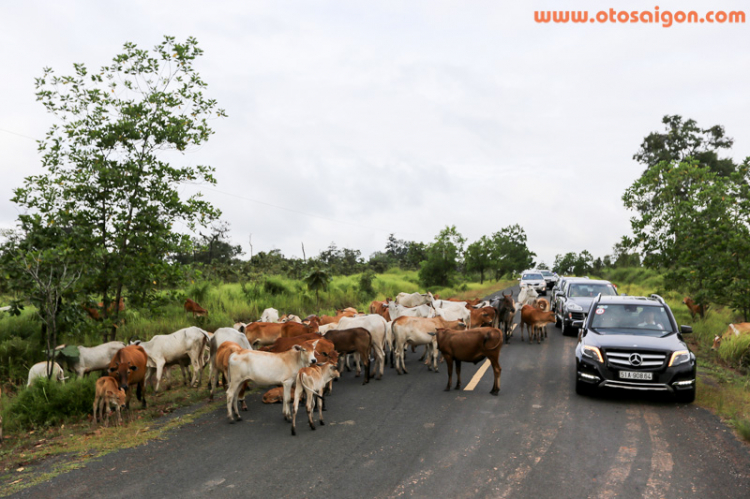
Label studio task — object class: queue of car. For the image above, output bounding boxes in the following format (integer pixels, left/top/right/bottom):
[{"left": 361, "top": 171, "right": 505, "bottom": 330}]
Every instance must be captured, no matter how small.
[{"left": 521, "top": 270, "right": 697, "bottom": 403}]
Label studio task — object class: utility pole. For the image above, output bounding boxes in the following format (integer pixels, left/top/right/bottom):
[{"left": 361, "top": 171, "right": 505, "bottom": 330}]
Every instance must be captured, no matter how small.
[
  {"left": 248, "top": 234, "right": 253, "bottom": 259},
  {"left": 301, "top": 242, "right": 306, "bottom": 261}
]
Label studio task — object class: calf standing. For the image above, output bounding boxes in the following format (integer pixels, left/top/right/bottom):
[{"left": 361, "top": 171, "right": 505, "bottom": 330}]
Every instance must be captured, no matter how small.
[
  {"left": 291, "top": 362, "right": 340, "bottom": 436},
  {"left": 93, "top": 376, "right": 127, "bottom": 427}
]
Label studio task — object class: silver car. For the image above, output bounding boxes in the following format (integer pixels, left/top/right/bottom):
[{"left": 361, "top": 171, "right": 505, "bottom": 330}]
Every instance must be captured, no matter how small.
[{"left": 519, "top": 271, "right": 547, "bottom": 295}]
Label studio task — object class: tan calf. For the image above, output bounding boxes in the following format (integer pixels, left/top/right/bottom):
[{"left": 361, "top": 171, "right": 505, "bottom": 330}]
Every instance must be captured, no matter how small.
[
  {"left": 291, "top": 362, "right": 341, "bottom": 436},
  {"left": 93, "top": 376, "right": 127, "bottom": 427}
]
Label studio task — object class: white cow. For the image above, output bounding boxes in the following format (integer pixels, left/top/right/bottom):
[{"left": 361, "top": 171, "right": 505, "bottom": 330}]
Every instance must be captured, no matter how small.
[
  {"left": 27, "top": 361, "right": 67, "bottom": 386},
  {"left": 391, "top": 316, "right": 466, "bottom": 373},
  {"left": 281, "top": 314, "right": 302, "bottom": 323},
  {"left": 395, "top": 292, "right": 434, "bottom": 308},
  {"left": 518, "top": 287, "right": 539, "bottom": 307},
  {"left": 387, "top": 302, "right": 436, "bottom": 320},
  {"left": 225, "top": 343, "right": 318, "bottom": 422},
  {"left": 433, "top": 306, "right": 471, "bottom": 325},
  {"left": 58, "top": 342, "right": 125, "bottom": 378},
  {"left": 431, "top": 299, "right": 468, "bottom": 310},
  {"left": 132, "top": 327, "right": 208, "bottom": 392},
  {"left": 260, "top": 308, "right": 280, "bottom": 323},
  {"left": 205, "top": 327, "right": 252, "bottom": 401}
]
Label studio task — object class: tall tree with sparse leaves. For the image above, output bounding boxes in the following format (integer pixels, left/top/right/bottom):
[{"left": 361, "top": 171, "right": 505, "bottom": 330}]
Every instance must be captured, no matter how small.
[{"left": 13, "top": 36, "right": 226, "bottom": 341}]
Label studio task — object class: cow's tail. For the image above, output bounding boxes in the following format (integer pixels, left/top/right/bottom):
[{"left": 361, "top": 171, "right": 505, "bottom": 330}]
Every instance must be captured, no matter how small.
[
  {"left": 301, "top": 375, "right": 324, "bottom": 400},
  {"left": 484, "top": 331, "right": 503, "bottom": 351}
]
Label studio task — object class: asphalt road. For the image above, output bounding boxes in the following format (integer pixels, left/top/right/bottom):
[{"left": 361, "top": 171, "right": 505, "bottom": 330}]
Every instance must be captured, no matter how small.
[{"left": 13, "top": 286, "right": 750, "bottom": 499}]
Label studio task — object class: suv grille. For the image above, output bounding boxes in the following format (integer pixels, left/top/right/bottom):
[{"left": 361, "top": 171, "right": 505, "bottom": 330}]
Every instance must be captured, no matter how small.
[
  {"left": 570, "top": 312, "right": 585, "bottom": 320},
  {"left": 606, "top": 350, "right": 666, "bottom": 369}
]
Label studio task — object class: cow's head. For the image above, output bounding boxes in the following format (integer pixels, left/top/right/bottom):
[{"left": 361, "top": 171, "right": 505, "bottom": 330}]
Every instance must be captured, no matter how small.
[
  {"left": 293, "top": 343, "right": 317, "bottom": 366},
  {"left": 109, "top": 361, "right": 138, "bottom": 391},
  {"left": 711, "top": 335, "right": 722, "bottom": 350}
]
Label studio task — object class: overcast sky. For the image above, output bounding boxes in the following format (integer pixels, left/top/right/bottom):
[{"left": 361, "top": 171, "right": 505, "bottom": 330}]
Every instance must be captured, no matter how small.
[{"left": 1, "top": 1, "right": 748, "bottom": 266}]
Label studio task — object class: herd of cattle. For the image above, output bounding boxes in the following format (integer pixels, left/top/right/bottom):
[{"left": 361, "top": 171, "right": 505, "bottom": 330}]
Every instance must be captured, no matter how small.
[{"left": 22, "top": 288, "right": 750, "bottom": 436}]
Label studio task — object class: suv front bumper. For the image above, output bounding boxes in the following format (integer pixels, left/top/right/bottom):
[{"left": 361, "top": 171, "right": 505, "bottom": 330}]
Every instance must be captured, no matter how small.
[{"left": 576, "top": 356, "right": 696, "bottom": 393}]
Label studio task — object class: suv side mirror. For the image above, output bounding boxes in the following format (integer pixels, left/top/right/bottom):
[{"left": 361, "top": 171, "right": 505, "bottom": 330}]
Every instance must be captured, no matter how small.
[{"left": 680, "top": 325, "right": 693, "bottom": 334}]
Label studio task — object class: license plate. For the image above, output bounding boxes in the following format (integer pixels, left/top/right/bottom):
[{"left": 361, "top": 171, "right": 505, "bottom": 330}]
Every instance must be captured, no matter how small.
[{"left": 619, "top": 371, "right": 653, "bottom": 380}]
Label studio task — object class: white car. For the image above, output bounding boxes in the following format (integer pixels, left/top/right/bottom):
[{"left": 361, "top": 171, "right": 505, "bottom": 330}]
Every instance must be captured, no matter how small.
[{"left": 519, "top": 271, "right": 547, "bottom": 295}]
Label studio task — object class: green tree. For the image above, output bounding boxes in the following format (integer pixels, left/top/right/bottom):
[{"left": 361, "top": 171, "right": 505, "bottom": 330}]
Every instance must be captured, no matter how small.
[
  {"left": 304, "top": 268, "right": 331, "bottom": 314},
  {"left": 465, "top": 236, "right": 493, "bottom": 284},
  {"left": 634, "top": 115, "right": 736, "bottom": 176},
  {"left": 13, "top": 36, "right": 225, "bottom": 340},
  {"left": 418, "top": 226, "right": 465, "bottom": 287},
  {"left": 491, "top": 225, "right": 536, "bottom": 279},
  {"left": 623, "top": 158, "right": 750, "bottom": 319}
]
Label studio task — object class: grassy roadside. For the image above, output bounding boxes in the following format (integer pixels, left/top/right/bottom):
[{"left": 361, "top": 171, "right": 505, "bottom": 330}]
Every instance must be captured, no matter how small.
[
  {"left": 604, "top": 271, "right": 750, "bottom": 444},
  {"left": 0, "top": 375, "right": 225, "bottom": 497},
  {"left": 0, "top": 274, "right": 515, "bottom": 495}
]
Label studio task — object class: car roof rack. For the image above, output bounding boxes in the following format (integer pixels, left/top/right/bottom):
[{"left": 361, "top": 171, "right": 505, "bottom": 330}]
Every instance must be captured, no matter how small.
[{"left": 649, "top": 294, "right": 666, "bottom": 304}]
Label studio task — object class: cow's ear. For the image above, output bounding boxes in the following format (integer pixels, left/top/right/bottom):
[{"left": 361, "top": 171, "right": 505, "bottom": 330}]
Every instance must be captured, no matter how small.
[
  {"left": 239, "top": 325, "right": 245, "bottom": 333},
  {"left": 293, "top": 345, "right": 303, "bottom": 352},
  {"left": 129, "top": 365, "right": 138, "bottom": 371},
  {"left": 108, "top": 366, "right": 117, "bottom": 373}
]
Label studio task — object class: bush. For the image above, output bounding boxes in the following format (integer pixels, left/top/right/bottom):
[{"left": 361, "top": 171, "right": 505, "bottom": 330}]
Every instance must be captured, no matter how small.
[
  {"left": 3, "top": 377, "right": 97, "bottom": 432},
  {"left": 186, "top": 281, "right": 212, "bottom": 304},
  {"left": 0, "top": 337, "right": 40, "bottom": 385},
  {"left": 358, "top": 270, "right": 376, "bottom": 298},
  {"left": 263, "top": 277, "right": 290, "bottom": 296}
]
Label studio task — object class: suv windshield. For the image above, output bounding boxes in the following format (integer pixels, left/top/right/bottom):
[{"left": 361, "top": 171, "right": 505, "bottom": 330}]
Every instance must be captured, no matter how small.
[
  {"left": 541, "top": 271, "right": 554, "bottom": 277},
  {"left": 589, "top": 304, "right": 675, "bottom": 335},
  {"left": 523, "top": 274, "right": 543, "bottom": 280},
  {"left": 568, "top": 283, "right": 617, "bottom": 298}
]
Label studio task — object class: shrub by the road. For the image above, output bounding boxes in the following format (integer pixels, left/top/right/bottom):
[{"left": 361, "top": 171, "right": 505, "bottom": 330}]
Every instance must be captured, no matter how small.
[{"left": 3, "top": 377, "right": 96, "bottom": 432}]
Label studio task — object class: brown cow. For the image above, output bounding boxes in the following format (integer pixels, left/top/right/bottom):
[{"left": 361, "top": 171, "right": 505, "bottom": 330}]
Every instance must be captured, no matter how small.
[
  {"left": 82, "top": 297, "right": 126, "bottom": 321},
  {"left": 323, "top": 328, "right": 372, "bottom": 385},
  {"left": 683, "top": 297, "right": 707, "bottom": 321},
  {"left": 520, "top": 305, "right": 555, "bottom": 343},
  {"left": 263, "top": 385, "right": 296, "bottom": 404},
  {"left": 93, "top": 376, "right": 127, "bottom": 427},
  {"left": 261, "top": 335, "right": 338, "bottom": 366},
  {"left": 184, "top": 298, "right": 208, "bottom": 318},
  {"left": 319, "top": 309, "right": 357, "bottom": 325},
  {"left": 108, "top": 345, "right": 148, "bottom": 409},
  {"left": 712, "top": 323, "right": 750, "bottom": 350},
  {"left": 369, "top": 300, "right": 392, "bottom": 321},
  {"left": 470, "top": 307, "right": 496, "bottom": 328},
  {"left": 435, "top": 327, "right": 503, "bottom": 395},
  {"left": 280, "top": 319, "right": 320, "bottom": 338}
]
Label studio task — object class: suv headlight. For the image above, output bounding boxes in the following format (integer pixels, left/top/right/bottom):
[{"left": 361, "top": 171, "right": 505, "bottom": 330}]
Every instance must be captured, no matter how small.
[
  {"left": 582, "top": 345, "right": 603, "bottom": 363},
  {"left": 567, "top": 303, "right": 583, "bottom": 312},
  {"left": 668, "top": 350, "right": 690, "bottom": 367}
]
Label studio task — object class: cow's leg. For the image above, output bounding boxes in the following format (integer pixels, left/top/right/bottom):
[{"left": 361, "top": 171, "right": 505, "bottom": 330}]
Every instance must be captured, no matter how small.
[
  {"left": 374, "top": 343, "right": 385, "bottom": 380},
  {"left": 363, "top": 351, "right": 370, "bottom": 385},
  {"left": 395, "top": 337, "right": 406, "bottom": 375},
  {"left": 317, "top": 395, "right": 325, "bottom": 426},
  {"left": 138, "top": 381, "right": 147, "bottom": 408},
  {"left": 153, "top": 360, "right": 166, "bottom": 393},
  {"left": 189, "top": 352, "right": 202, "bottom": 387},
  {"left": 354, "top": 353, "right": 362, "bottom": 377},
  {"left": 490, "top": 356, "right": 502, "bottom": 395},
  {"left": 454, "top": 360, "right": 462, "bottom": 390},
  {"left": 419, "top": 344, "right": 427, "bottom": 362},
  {"left": 307, "top": 390, "right": 316, "bottom": 431},
  {"left": 282, "top": 380, "right": 293, "bottom": 421},
  {"left": 292, "top": 377, "right": 301, "bottom": 436},
  {"left": 431, "top": 340, "right": 440, "bottom": 373},
  {"left": 93, "top": 397, "right": 99, "bottom": 426},
  {"left": 208, "top": 360, "right": 217, "bottom": 400},
  {"left": 116, "top": 401, "right": 123, "bottom": 426},
  {"left": 239, "top": 381, "right": 249, "bottom": 411},
  {"left": 226, "top": 380, "right": 242, "bottom": 422},
  {"left": 444, "top": 355, "right": 454, "bottom": 391}
]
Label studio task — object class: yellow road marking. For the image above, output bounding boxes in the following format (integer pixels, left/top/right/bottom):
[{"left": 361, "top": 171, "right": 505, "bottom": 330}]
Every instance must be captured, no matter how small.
[{"left": 463, "top": 359, "right": 491, "bottom": 391}]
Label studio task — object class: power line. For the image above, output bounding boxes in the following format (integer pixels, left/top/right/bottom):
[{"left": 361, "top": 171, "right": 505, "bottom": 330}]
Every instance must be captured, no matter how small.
[{"left": 0, "top": 128, "right": 38, "bottom": 141}]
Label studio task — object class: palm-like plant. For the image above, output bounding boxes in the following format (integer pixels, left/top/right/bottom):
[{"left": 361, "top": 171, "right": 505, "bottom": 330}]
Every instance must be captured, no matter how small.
[{"left": 303, "top": 268, "right": 331, "bottom": 314}]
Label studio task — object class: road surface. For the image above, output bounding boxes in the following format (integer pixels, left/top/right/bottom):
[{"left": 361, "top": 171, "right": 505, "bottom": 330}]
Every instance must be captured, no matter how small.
[{"left": 13, "top": 286, "right": 750, "bottom": 498}]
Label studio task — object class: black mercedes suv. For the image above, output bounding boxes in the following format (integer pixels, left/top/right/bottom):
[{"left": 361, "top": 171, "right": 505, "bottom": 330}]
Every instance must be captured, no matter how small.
[{"left": 574, "top": 294, "right": 696, "bottom": 403}]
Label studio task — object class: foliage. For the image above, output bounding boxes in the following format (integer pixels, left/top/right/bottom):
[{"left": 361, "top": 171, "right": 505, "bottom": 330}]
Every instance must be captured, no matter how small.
[
  {"left": 304, "top": 267, "right": 332, "bottom": 313},
  {"left": 465, "top": 236, "right": 493, "bottom": 284},
  {"left": 419, "top": 225, "right": 465, "bottom": 287},
  {"left": 3, "top": 377, "right": 97, "bottom": 432},
  {"left": 358, "top": 270, "right": 377, "bottom": 298},
  {"left": 623, "top": 158, "right": 750, "bottom": 320},
  {"left": 263, "top": 276, "right": 290, "bottom": 296},
  {"left": 12, "top": 36, "right": 225, "bottom": 341},
  {"left": 634, "top": 115, "right": 737, "bottom": 177},
  {"left": 490, "top": 224, "right": 536, "bottom": 279}
]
